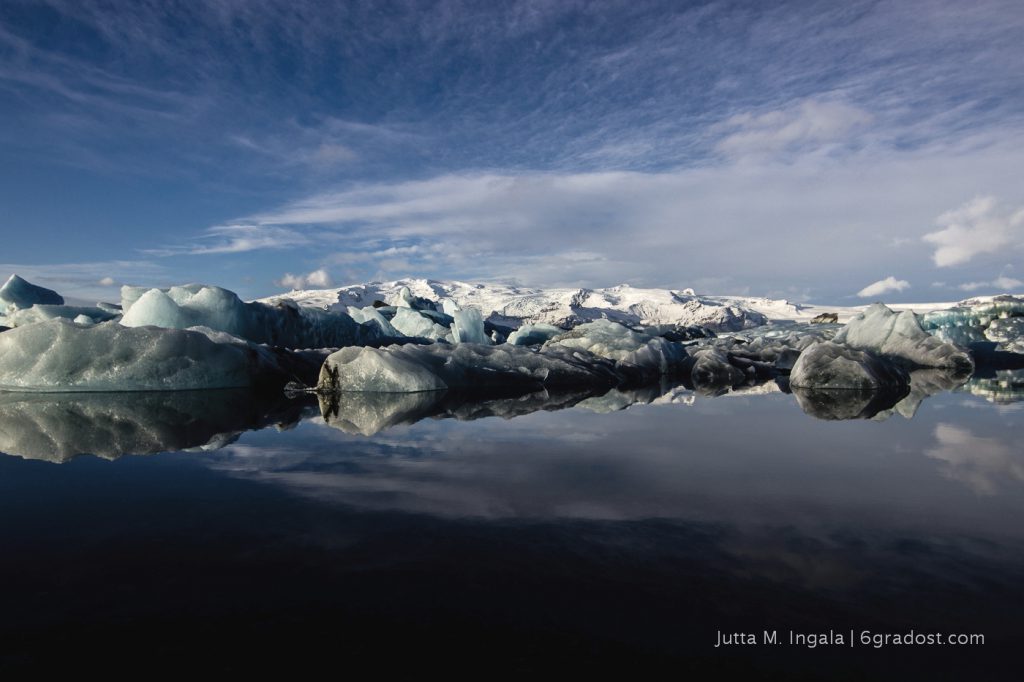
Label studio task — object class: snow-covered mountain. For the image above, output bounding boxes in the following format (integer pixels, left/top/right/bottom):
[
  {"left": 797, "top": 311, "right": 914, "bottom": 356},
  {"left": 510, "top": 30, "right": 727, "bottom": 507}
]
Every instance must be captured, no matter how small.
[
  {"left": 259, "top": 278, "right": 1007, "bottom": 332},
  {"left": 259, "top": 278, "right": 805, "bottom": 332}
]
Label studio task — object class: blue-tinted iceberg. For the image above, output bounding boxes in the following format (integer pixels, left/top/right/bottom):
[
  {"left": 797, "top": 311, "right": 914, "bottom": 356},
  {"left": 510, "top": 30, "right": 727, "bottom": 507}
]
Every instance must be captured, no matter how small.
[
  {"left": 0, "top": 274, "right": 63, "bottom": 314},
  {"left": 120, "top": 283, "right": 376, "bottom": 349},
  {"left": 0, "top": 319, "right": 302, "bottom": 391}
]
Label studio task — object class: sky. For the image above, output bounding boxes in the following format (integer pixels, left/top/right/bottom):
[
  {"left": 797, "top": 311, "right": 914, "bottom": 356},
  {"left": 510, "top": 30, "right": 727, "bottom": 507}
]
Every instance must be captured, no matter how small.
[{"left": 1, "top": 0, "right": 1022, "bottom": 305}]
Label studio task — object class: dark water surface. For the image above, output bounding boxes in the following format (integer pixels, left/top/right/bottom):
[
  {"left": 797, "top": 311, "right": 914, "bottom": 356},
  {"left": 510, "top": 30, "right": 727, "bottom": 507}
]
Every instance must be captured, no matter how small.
[{"left": 0, "top": 384, "right": 1022, "bottom": 677}]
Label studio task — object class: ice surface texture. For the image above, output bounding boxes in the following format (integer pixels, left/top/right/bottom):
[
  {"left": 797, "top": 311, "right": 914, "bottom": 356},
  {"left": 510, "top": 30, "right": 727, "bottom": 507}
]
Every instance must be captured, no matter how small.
[
  {"left": 318, "top": 343, "right": 623, "bottom": 393},
  {"left": 545, "top": 319, "right": 691, "bottom": 376},
  {"left": 0, "top": 319, "right": 298, "bottom": 391},
  {"left": 834, "top": 303, "right": 974, "bottom": 372},
  {"left": 790, "top": 341, "right": 910, "bottom": 390}
]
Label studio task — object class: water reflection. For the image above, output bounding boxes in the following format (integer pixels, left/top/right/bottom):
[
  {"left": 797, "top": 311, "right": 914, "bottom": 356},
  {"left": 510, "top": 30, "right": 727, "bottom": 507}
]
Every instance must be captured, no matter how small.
[
  {"left": 0, "top": 390, "right": 316, "bottom": 462},
  {"left": 0, "top": 363, "right": 1014, "bottom": 462}
]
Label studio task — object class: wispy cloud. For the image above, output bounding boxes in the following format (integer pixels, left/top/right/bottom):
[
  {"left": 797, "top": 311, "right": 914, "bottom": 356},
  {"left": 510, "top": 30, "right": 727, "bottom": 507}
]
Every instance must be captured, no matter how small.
[
  {"left": 715, "top": 99, "right": 873, "bottom": 160},
  {"left": 148, "top": 225, "right": 312, "bottom": 256},
  {"left": 958, "top": 275, "right": 1023, "bottom": 292}
]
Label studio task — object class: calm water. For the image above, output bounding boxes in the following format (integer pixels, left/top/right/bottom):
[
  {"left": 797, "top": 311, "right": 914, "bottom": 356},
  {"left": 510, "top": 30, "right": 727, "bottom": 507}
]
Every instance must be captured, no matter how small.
[{"left": 0, "top": 382, "right": 1022, "bottom": 677}]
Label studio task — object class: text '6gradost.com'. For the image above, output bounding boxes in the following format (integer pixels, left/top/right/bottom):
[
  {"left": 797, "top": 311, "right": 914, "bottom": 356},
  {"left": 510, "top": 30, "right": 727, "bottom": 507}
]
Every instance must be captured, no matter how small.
[{"left": 715, "top": 629, "right": 985, "bottom": 649}]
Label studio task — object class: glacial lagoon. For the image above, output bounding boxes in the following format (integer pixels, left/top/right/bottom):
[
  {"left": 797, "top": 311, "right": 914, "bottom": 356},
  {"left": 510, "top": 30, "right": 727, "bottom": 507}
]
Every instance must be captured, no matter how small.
[{"left": 0, "top": 378, "right": 1021, "bottom": 676}]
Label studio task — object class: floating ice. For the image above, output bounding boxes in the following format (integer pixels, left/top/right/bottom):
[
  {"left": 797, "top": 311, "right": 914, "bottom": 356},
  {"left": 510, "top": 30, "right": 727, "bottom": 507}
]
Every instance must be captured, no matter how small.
[
  {"left": 346, "top": 305, "right": 400, "bottom": 337},
  {"left": 0, "top": 319, "right": 302, "bottom": 391},
  {"left": 5, "top": 304, "right": 119, "bottom": 327},
  {"left": 689, "top": 347, "right": 746, "bottom": 389},
  {"left": 389, "top": 307, "right": 453, "bottom": 342},
  {"left": 318, "top": 343, "right": 623, "bottom": 393},
  {"left": 833, "top": 303, "right": 974, "bottom": 371},
  {"left": 985, "top": 317, "right": 1024, "bottom": 353},
  {"left": 789, "top": 341, "right": 910, "bottom": 390},
  {"left": 545, "top": 319, "right": 691, "bottom": 376},
  {"left": 0, "top": 274, "right": 63, "bottom": 313},
  {"left": 120, "top": 283, "right": 376, "bottom": 349},
  {"left": 508, "top": 323, "right": 565, "bottom": 346},
  {"left": 450, "top": 306, "right": 489, "bottom": 344}
]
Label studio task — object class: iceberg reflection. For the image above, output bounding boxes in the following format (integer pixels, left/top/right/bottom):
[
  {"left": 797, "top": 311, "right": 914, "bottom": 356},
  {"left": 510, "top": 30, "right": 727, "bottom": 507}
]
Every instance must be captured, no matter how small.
[{"left": 0, "top": 390, "right": 317, "bottom": 462}]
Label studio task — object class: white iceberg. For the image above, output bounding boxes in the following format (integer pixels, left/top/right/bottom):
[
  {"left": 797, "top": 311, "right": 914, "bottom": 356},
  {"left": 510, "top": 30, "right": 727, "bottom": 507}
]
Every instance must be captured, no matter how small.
[
  {"left": 346, "top": 305, "right": 400, "bottom": 337},
  {"left": 389, "top": 306, "right": 453, "bottom": 342},
  {"left": 507, "top": 323, "right": 565, "bottom": 346},
  {"left": 120, "top": 283, "right": 376, "bottom": 349},
  {"left": 5, "top": 303, "right": 119, "bottom": 327}
]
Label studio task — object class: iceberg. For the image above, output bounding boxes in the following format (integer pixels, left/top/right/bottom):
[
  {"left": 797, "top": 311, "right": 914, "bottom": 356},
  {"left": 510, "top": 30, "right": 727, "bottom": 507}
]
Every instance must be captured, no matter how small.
[
  {"left": 789, "top": 341, "right": 910, "bottom": 390},
  {"left": 318, "top": 343, "right": 623, "bottom": 393},
  {"left": 833, "top": 303, "right": 974, "bottom": 371},
  {"left": 389, "top": 306, "right": 454, "bottom": 342},
  {"left": 5, "top": 304, "right": 119, "bottom": 327},
  {"left": 0, "top": 274, "right": 63, "bottom": 314},
  {"left": 346, "top": 305, "right": 400, "bottom": 337},
  {"left": 450, "top": 306, "right": 489, "bottom": 344},
  {"left": 985, "top": 317, "right": 1024, "bottom": 353},
  {"left": 688, "top": 347, "right": 746, "bottom": 389},
  {"left": 120, "top": 283, "right": 377, "bottom": 349},
  {"left": 545, "top": 319, "right": 691, "bottom": 376},
  {"left": 0, "top": 318, "right": 308, "bottom": 391},
  {"left": 507, "top": 323, "right": 565, "bottom": 346}
]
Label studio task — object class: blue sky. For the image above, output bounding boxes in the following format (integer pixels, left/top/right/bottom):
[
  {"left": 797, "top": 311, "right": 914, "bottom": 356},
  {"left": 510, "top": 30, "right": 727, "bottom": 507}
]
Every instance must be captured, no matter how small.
[{"left": 1, "top": 0, "right": 1022, "bottom": 304}]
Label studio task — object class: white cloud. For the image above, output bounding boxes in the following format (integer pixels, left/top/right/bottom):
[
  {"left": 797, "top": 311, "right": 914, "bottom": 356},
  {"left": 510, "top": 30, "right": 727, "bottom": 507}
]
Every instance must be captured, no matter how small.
[
  {"left": 275, "top": 268, "right": 333, "bottom": 290},
  {"left": 97, "top": 276, "right": 116, "bottom": 286},
  {"left": 715, "top": 99, "right": 873, "bottom": 159},
  {"left": 923, "top": 196, "right": 1024, "bottom": 267},
  {"left": 171, "top": 124, "right": 1024, "bottom": 295},
  {"left": 856, "top": 276, "right": 910, "bottom": 298},
  {"left": 958, "top": 275, "right": 1024, "bottom": 292}
]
